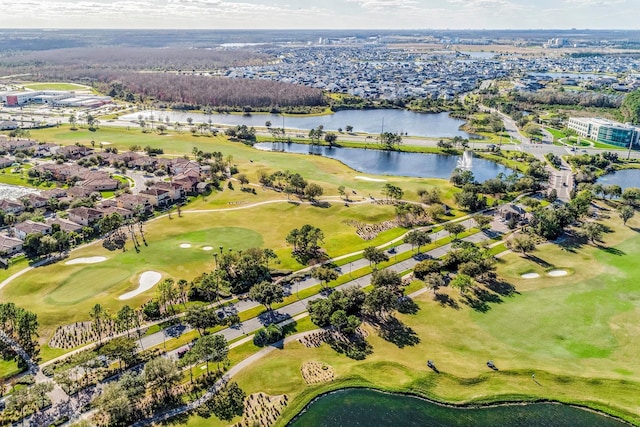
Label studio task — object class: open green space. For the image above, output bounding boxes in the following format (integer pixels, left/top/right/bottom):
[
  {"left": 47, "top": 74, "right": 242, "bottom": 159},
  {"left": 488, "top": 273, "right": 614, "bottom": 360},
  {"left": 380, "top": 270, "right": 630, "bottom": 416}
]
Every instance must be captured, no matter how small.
[
  {"left": 0, "top": 359, "right": 22, "bottom": 379},
  {"left": 26, "top": 125, "right": 462, "bottom": 206},
  {"left": 173, "top": 212, "right": 640, "bottom": 427},
  {"left": 0, "top": 202, "right": 403, "bottom": 341},
  {"left": 22, "top": 82, "right": 90, "bottom": 91}
]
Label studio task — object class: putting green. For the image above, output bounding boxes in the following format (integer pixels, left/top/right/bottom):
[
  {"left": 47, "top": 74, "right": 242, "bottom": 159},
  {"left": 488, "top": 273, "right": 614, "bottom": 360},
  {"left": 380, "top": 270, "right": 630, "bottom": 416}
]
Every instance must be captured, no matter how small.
[{"left": 47, "top": 267, "right": 132, "bottom": 305}]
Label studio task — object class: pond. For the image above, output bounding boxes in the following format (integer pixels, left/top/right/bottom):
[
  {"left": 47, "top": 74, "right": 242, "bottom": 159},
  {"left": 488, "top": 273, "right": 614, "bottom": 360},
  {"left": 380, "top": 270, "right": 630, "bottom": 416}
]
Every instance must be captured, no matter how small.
[
  {"left": 289, "top": 388, "right": 628, "bottom": 427},
  {"left": 0, "top": 183, "right": 38, "bottom": 201},
  {"left": 121, "top": 109, "right": 470, "bottom": 138},
  {"left": 254, "top": 142, "right": 511, "bottom": 182},
  {"left": 596, "top": 169, "right": 640, "bottom": 191}
]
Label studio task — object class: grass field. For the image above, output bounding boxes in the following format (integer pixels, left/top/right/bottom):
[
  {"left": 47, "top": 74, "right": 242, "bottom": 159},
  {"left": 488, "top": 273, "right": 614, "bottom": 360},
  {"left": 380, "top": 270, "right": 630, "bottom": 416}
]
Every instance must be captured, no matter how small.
[
  {"left": 0, "top": 201, "right": 404, "bottom": 341},
  {"left": 26, "top": 125, "right": 462, "bottom": 206},
  {"left": 172, "top": 210, "right": 640, "bottom": 427},
  {"left": 22, "top": 82, "right": 91, "bottom": 91}
]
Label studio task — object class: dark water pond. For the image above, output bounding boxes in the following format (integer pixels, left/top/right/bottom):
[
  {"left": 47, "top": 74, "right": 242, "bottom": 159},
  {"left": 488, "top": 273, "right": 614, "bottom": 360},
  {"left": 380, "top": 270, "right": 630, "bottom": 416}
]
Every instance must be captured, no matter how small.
[
  {"left": 596, "top": 169, "right": 640, "bottom": 191},
  {"left": 289, "top": 388, "right": 628, "bottom": 427},
  {"left": 254, "top": 142, "right": 511, "bottom": 182}
]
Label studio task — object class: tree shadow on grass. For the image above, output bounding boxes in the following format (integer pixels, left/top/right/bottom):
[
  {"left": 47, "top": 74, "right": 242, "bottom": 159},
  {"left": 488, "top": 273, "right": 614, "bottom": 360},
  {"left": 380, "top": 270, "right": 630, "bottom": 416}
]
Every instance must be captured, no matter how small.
[
  {"left": 524, "top": 254, "right": 553, "bottom": 269},
  {"left": 485, "top": 279, "right": 519, "bottom": 297},
  {"left": 374, "top": 316, "right": 420, "bottom": 348},
  {"left": 327, "top": 332, "right": 372, "bottom": 360},
  {"left": 598, "top": 246, "right": 626, "bottom": 256},
  {"left": 433, "top": 292, "right": 460, "bottom": 310}
]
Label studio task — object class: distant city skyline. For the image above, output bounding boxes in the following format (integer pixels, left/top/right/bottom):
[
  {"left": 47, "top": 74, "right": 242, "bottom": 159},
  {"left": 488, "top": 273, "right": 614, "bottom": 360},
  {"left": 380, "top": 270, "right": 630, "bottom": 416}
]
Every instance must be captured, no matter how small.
[{"left": 0, "top": 0, "right": 638, "bottom": 30}]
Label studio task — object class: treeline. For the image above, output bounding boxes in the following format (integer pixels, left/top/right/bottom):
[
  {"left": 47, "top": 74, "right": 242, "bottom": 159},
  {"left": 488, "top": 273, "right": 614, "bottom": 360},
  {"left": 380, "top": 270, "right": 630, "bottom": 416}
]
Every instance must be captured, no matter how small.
[
  {"left": 0, "top": 47, "right": 269, "bottom": 74},
  {"left": 511, "top": 90, "right": 622, "bottom": 109},
  {"left": 0, "top": 303, "right": 39, "bottom": 359},
  {"left": 96, "top": 72, "right": 325, "bottom": 109}
]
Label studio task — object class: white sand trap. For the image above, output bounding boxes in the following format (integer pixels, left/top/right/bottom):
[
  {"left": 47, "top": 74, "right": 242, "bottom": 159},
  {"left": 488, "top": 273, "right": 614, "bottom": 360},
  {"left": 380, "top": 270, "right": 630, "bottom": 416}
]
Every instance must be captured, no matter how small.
[
  {"left": 180, "top": 243, "right": 192, "bottom": 248},
  {"left": 100, "top": 141, "right": 112, "bottom": 145},
  {"left": 521, "top": 272, "right": 540, "bottom": 279},
  {"left": 355, "top": 176, "right": 387, "bottom": 182},
  {"left": 548, "top": 269, "right": 568, "bottom": 277},
  {"left": 65, "top": 256, "right": 107, "bottom": 265},
  {"left": 202, "top": 246, "right": 213, "bottom": 251},
  {"left": 119, "top": 271, "right": 162, "bottom": 300}
]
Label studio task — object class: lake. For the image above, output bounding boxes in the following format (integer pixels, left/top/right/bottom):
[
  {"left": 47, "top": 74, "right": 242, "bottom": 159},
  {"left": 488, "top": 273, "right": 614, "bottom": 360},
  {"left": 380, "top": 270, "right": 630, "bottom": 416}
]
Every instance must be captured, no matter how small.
[
  {"left": 254, "top": 142, "right": 511, "bottom": 182},
  {"left": 0, "top": 183, "right": 38, "bottom": 201},
  {"left": 289, "top": 388, "right": 628, "bottom": 427},
  {"left": 597, "top": 169, "right": 640, "bottom": 190},
  {"left": 120, "top": 109, "right": 470, "bottom": 138}
]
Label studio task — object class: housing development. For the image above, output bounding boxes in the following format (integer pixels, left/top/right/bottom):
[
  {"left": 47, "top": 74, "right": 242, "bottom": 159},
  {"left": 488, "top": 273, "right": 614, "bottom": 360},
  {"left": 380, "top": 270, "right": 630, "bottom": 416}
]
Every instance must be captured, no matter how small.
[{"left": 0, "top": 26, "right": 639, "bottom": 427}]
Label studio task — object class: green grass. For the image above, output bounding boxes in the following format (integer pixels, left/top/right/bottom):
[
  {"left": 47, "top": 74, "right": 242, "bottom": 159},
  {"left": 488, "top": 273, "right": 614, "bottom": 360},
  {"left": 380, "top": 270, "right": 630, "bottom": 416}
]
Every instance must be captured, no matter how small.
[
  {"left": 171, "top": 211, "right": 640, "bottom": 427},
  {"left": 0, "top": 359, "right": 23, "bottom": 379},
  {"left": 22, "top": 82, "right": 90, "bottom": 91}
]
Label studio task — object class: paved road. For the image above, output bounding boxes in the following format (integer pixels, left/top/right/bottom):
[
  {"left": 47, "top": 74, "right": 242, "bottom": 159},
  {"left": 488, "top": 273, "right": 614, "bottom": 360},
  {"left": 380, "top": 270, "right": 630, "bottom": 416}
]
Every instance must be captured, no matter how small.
[{"left": 147, "top": 217, "right": 488, "bottom": 357}]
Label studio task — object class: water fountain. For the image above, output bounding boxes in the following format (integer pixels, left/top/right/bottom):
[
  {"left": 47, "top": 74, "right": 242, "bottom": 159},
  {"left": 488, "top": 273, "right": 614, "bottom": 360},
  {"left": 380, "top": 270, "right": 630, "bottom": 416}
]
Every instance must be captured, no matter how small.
[{"left": 457, "top": 150, "right": 473, "bottom": 170}]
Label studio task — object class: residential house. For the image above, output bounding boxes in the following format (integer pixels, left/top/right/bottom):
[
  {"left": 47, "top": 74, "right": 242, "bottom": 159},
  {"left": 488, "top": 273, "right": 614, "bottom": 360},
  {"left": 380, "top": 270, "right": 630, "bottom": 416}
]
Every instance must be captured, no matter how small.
[
  {"left": 20, "top": 194, "right": 49, "bottom": 210},
  {"left": 0, "top": 120, "right": 18, "bottom": 131},
  {"left": 46, "top": 217, "right": 83, "bottom": 234},
  {"left": 138, "top": 188, "right": 171, "bottom": 207},
  {"left": 0, "top": 199, "right": 25, "bottom": 215},
  {"left": 99, "top": 206, "right": 134, "bottom": 220},
  {"left": 115, "top": 194, "right": 152, "bottom": 213},
  {"left": 0, "top": 157, "right": 13, "bottom": 168},
  {"left": 14, "top": 220, "right": 52, "bottom": 240},
  {"left": 80, "top": 177, "right": 119, "bottom": 192},
  {"left": 67, "top": 207, "right": 104, "bottom": 227},
  {"left": 149, "top": 181, "right": 185, "bottom": 201},
  {"left": 58, "top": 145, "right": 94, "bottom": 160},
  {"left": 0, "top": 234, "right": 23, "bottom": 256},
  {"left": 499, "top": 204, "right": 526, "bottom": 222}
]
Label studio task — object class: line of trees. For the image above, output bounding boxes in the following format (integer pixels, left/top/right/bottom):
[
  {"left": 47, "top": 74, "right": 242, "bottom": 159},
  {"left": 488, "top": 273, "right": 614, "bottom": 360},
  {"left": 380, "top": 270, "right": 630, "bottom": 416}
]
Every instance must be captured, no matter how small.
[{"left": 0, "top": 303, "right": 39, "bottom": 358}]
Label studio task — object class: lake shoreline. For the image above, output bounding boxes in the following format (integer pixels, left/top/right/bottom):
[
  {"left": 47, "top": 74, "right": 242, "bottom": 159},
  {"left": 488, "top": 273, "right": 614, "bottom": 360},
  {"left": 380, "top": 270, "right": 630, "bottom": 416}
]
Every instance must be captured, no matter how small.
[{"left": 285, "top": 386, "right": 636, "bottom": 427}]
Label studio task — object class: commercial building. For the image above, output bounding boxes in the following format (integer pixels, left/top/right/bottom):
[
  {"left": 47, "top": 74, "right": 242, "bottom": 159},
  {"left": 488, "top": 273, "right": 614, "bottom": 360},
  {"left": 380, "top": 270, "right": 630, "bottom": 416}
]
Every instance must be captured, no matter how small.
[
  {"left": 0, "top": 90, "right": 111, "bottom": 107},
  {"left": 567, "top": 117, "right": 640, "bottom": 148}
]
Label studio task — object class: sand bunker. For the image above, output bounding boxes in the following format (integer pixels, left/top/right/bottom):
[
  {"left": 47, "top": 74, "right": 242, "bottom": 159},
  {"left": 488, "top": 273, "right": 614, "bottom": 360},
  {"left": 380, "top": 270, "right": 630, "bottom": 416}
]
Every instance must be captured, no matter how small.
[
  {"left": 355, "top": 176, "right": 387, "bottom": 182},
  {"left": 202, "top": 246, "right": 213, "bottom": 251},
  {"left": 65, "top": 256, "right": 107, "bottom": 265},
  {"left": 521, "top": 272, "right": 540, "bottom": 279},
  {"left": 179, "top": 243, "right": 192, "bottom": 248},
  {"left": 118, "top": 271, "right": 162, "bottom": 300},
  {"left": 100, "top": 141, "right": 112, "bottom": 145},
  {"left": 548, "top": 269, "right": 568, "bottom": 277}
]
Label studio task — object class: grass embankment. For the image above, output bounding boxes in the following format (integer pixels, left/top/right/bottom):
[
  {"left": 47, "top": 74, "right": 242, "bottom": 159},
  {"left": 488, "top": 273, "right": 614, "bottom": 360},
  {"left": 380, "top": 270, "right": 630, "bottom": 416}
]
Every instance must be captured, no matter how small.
[{"left": 175, "top": 210, "right": 640, "bottom": 427}]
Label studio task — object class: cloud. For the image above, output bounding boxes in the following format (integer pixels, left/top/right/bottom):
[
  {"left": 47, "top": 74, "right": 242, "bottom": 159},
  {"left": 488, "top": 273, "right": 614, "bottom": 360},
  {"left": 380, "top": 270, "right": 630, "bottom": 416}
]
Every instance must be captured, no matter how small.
[{"left": 345, "top": 0, "right": 420, "bottom": 10}]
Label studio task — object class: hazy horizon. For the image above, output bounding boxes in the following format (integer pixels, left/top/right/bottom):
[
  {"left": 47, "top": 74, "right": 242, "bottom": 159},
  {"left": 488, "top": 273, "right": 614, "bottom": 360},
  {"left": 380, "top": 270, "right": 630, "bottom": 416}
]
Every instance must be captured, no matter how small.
[{"left": 0, "top": 0, "right": 638, "bottom": 31}]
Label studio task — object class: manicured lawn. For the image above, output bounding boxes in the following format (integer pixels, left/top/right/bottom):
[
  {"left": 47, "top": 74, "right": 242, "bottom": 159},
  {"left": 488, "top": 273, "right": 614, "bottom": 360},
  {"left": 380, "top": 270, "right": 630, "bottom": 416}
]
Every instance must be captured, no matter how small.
[
  {"left": 0, "top": 201, "right": 401, "bottom": 341},
  {"left": 22, "top": 82, "right": 90, "bottom": 91},
  {"left": 0, "top": 359, "right": 22, "bottom": 379},
  {"left": 172, "top": 212, "right": 640, "bottom": 427}
]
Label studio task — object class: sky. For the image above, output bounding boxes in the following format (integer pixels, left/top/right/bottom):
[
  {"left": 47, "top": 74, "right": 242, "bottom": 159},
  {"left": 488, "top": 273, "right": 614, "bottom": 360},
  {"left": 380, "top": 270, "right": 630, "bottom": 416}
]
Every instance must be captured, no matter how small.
[{"left": 0, "top": 0, "right": 638, "bottom": 30}]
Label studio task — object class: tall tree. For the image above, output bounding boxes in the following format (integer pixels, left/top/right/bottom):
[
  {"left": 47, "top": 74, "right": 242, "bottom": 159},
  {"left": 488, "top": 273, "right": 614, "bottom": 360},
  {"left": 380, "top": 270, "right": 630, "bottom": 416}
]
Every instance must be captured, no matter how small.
[
  {"left": 144, "top": 357, "right": 181, "bottom": 400},
  {"left": 249, "top": 281, "right": 284, "bottom": 311},
  {"left": 619, "top": 205, "right": 635, "bottom": 225},
  {"left": 404, "top": 229, "right": 432, "bottom": 253},
  {"left": 311, "top": 266, "right": 339, "bottom": 289},
  {"left": 362, "top": 246, "right": 389, "bottom": 270},
  {"left": 189, "top": 334, "right": 229, "bottom": 374}
]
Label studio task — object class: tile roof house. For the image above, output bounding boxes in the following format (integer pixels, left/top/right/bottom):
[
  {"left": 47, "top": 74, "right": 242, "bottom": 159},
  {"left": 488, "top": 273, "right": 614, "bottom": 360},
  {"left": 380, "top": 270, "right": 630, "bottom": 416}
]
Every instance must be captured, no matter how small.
[
  {"left": 0, "top": 234, "right": 23, "bottom": 256},
  {"left": 14, "top": 220, "right": 52, "bottom": 240},
  {"left": 67, "top": 207, "right": 104, "bottom": 227}
]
